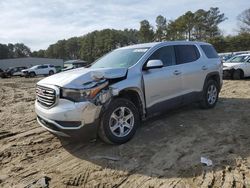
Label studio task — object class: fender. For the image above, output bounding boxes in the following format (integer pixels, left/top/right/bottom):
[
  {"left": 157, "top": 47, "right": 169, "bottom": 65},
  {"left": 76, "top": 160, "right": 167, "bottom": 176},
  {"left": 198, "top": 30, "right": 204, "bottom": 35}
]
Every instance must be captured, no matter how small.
[{"left": 203, "top": 71, "right": 221, "bottom": 91}]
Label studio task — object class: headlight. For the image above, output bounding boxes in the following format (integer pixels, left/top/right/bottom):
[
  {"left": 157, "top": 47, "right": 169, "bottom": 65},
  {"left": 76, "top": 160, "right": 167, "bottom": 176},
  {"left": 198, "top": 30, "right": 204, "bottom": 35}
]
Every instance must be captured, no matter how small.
[{"left": 61, "top": 81, "right": 108, "bottom": 102}]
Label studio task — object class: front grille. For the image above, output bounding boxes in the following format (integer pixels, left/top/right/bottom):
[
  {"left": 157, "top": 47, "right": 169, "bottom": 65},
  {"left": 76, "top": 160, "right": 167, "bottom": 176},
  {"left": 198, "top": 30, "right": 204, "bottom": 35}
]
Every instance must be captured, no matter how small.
[{"left": 36, "top": 85, "right": 57, "bottom": 108}]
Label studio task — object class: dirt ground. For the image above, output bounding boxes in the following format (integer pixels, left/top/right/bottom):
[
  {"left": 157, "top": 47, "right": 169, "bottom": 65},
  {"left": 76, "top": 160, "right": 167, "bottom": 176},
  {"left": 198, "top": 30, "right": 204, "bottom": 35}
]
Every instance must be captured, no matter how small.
[{"left": 0, "top": 77, "right": 250, "bottom": 188}]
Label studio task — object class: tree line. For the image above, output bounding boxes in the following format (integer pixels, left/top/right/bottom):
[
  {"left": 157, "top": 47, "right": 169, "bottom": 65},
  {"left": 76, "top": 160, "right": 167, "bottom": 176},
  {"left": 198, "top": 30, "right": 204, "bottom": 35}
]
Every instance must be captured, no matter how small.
[{"left": 0, "top": 7, "right": 250, "bottom": 62}]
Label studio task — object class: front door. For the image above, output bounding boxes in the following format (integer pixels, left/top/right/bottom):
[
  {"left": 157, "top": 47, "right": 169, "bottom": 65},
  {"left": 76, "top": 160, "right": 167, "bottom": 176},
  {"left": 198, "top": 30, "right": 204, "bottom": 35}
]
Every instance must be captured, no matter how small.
[
  {"left": 244, "top": 58, "right": 250, "bottom": 77},
  {"left": 142, "top": 45, "right": 183, "bottom": 113}
]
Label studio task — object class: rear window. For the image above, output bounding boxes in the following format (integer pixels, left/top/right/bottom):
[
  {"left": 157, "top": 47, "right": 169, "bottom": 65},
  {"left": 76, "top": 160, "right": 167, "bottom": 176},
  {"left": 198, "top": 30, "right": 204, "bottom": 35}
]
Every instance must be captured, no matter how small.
[
  {"left": 175, "top": 45, "right": 200, "bottom": 64},
  {"left": 200, "top": 45, "right": 219, "bottom": 58}
]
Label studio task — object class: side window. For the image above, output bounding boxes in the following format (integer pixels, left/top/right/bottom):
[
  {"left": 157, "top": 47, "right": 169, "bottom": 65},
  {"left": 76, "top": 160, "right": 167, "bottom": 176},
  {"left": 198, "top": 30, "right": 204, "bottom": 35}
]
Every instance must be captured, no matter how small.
[
  {"left": 175, "top": 45, "right": 200, "bottom": 64},
  {"left": 49, "top": 65, "right": 54, "bottom": 67},
  {"left": 37, "top": 66, "right": 43, "bottom": 69},
  {"left": 200, "top": 45, "right": 219, "bottom": 58},
  {"left": 148, "top": 46, "right": 176, "bottom": 66},
  {"left": 42, "top": 65, "right": 48, "bottom": 69}
]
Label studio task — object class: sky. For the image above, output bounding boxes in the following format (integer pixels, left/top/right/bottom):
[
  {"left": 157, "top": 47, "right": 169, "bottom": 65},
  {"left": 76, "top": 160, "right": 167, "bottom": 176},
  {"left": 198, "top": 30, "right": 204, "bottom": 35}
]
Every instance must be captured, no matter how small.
[{"left": 0, "top": 0, "right": 249, "bottom": 51}]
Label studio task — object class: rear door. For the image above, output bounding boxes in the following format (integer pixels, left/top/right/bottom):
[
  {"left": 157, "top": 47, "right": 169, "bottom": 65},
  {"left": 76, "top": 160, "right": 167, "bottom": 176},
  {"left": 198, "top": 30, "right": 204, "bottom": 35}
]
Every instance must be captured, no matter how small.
[
  {"left": 174, "top": 45, "right": 205, "bottom": 101},
  {"left": 41, "top": 65, "right": 49, "bottom": 74},
  {"left": 143, "top": 45, "right": 183, "bottom": 113}
]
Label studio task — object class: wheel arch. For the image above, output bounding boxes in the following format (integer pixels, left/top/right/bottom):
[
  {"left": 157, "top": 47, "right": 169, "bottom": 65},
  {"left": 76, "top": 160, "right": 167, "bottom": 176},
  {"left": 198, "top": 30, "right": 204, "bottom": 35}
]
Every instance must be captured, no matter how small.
[
  {"left": 204, "top": 72, "right": 221, "bottom": 91},
  {"left": 117, "top": 88, "right": 145, "bottom": 120}
]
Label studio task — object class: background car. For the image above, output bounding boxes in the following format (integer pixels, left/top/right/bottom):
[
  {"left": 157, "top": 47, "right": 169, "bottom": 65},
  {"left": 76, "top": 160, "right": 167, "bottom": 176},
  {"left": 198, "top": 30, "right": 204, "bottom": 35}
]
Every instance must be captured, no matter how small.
[
  {"left": 0, "top": 68, "right": 5, "bottom": 78},
  {"left": 55, "top": 66, "right": 62, "bottom": 73},
  {"left": 0, "top": 66, "right": 27, "bottom": 78},
  {"left": 223, "top": 54, "right": 250, "bottom": 79},
  {"left": 62, "top": 60, "right": 87, "bottom": 71},
  {"left": 22, "top": 64, "right": 56, "bottom": 77}
]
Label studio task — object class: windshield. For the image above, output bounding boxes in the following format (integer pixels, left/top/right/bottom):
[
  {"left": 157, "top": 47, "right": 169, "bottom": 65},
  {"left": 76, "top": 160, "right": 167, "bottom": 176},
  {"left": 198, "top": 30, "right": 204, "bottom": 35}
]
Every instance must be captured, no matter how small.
[
  {"left": 91, "top": 48, "right": 149, "bottom": 69},
  {"left": 227, "top": 55, "right": 249, "bottom": 63},
  {"left": 31, "top": 65, "right": 38, "bottom": 69}
]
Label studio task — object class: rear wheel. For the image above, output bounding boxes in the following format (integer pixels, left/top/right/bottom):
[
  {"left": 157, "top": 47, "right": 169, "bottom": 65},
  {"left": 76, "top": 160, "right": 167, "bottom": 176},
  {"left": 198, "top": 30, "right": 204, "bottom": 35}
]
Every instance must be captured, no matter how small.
[
  {"left": 200, "top": 80, "right": 219, "bottom": 109},
  {"left": 49, "top": 70, "right": 54, "bottom": 75},
  {"left": 98, "top": 98, "right": 139, "bottom": 144}
]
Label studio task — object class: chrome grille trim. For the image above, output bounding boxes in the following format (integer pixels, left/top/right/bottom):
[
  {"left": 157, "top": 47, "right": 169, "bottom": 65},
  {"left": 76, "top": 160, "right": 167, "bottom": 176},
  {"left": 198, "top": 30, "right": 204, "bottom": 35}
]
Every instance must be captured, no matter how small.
[{"left": 36, "top": 84, "right": 59, "bottom": 108}]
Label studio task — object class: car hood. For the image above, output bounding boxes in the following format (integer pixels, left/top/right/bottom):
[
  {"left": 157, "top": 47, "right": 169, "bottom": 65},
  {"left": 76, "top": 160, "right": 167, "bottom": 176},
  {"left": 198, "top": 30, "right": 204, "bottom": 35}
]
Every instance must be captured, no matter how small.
[
  {"left": 223, "top": 62, "right": 244, "bottom": 67},
  {"left": 37, "top": 67, "right": 128, "bottom": 89},
  {"left": 22, "top": 67, "right": 35, "bottom": 71}
]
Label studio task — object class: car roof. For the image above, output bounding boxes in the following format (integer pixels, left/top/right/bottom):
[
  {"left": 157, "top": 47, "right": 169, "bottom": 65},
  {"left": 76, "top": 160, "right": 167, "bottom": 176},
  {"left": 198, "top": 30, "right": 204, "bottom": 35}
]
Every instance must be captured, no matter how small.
[
  {"left": 119, "top": 41, "right": 210, "bottom": 50},
  {"left": 234, "top": 54, "right": 250, "bottom": 56},
  {"left": 35, "top": 64, "right": 52, "bottom": 66}
]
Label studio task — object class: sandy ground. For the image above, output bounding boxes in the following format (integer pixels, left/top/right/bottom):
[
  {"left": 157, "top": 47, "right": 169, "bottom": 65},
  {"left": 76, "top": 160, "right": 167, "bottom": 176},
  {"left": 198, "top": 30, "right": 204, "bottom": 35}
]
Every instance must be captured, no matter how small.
[{"left": 0, "top": 77, "right": 250, "bottom": 188}]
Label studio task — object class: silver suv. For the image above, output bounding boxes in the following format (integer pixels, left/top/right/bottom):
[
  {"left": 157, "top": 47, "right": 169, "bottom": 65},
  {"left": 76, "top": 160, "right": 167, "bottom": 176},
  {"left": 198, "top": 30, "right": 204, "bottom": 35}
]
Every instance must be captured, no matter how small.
[{"left": 35, "top": 41, "right": 222, "bottom": 144}]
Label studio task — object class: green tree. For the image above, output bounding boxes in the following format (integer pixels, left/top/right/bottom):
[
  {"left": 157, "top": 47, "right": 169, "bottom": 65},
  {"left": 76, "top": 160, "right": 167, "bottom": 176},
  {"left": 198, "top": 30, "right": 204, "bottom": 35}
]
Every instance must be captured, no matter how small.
[
  {"left": 12, "top": 43, "right": 31, "bottom": 58},
  {"left": 155, "top": 15, "right": 167, "bottom": 41},
  {"left": 138, "top": 20, "right": 154, "bottom": 43},
  {"left": 0, "top": 44, "right": 9, "bottom": 59},
  {"left": 66, "top": 37, "right": 80, "bottom": 59},
  {"left": 193, "top": 9, "right": 209, "bottom": 40},
  {"left": 237, "top": 8, "right": 250, "bottom": 33},
  {"left": 31, "top": 50, "right": 45, "bottom": 58},
  {"left": 206, "top": 7, "right": 227, "bottom": 38}
]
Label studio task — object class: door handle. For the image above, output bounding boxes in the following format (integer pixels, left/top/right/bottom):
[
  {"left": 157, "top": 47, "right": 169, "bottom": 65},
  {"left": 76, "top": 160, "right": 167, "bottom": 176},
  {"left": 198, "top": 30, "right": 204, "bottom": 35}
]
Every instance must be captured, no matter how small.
[
  {"left": 173, "top": 70, "right": 181, "bottom": 75},
  {"left": 202, "top": 65, "right": 208, "bottom": 70}
]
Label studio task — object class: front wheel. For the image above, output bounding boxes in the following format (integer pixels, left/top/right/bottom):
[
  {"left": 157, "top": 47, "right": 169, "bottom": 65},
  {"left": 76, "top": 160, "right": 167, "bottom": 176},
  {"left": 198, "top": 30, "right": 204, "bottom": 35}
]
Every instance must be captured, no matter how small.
[
  {"left": 200, "top": 80, "right": 219, "bottom": 109},
  {"left": 98, "top": 98, "right": 140, "bottom": 144},
  {"left": 29, "top": 72, "right": 36, "bottom": 77},
  {"left": 232, "top": 70, "right": 242, "bottom": 80}
]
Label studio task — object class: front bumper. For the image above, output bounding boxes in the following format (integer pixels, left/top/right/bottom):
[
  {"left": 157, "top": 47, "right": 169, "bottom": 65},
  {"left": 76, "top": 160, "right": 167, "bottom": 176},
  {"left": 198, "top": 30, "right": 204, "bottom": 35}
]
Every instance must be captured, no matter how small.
[{"left": 35, "top": 99, "right": 102, "bottom": 138}]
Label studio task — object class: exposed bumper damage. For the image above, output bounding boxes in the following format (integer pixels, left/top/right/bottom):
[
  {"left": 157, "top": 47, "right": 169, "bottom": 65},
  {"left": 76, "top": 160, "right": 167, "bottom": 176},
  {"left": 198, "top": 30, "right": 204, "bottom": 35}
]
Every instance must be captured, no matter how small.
[
  {"left": 35, "top": 68, "right": 127, "bottom": 138},
  {"left": 223, "top": 69, "right": 233, "bottom": 78},
  {"left": 223, "top": 66, "right": 235, "bottom": 78}
]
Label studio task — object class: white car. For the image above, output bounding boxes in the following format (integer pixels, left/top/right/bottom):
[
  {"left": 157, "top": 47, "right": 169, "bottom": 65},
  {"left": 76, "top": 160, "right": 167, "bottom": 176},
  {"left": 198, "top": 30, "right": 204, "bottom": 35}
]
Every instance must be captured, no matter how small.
[
  {"left": 223, "top": 54, "right": 250, "bottom": 79},
  {"left": 22, "top": 64, "right": 56, "bottom": 77}
]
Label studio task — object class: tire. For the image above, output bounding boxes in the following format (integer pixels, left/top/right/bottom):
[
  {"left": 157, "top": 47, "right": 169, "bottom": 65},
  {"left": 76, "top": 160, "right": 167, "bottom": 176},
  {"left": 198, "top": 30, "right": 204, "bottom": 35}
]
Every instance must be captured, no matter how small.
[
  {"left": 200, "top": 80, "right": 219, "bottom": 109},
  {"left": 98, "top": 98, "right": 140, "bottom": 144},
  {"left": 232, "top": 69, "right": 242, "bottom": 80},
  {"left": 29, "top": 72, "right": 36, "bottom": 77},
  {"left": 49, "top": 70, "right": 54, "bottom": 75}
]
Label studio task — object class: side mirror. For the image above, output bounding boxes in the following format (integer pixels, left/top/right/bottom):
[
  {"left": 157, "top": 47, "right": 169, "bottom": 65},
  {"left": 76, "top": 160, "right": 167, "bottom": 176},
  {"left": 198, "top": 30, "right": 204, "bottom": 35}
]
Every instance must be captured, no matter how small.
[{"left": 145, "top": 60, "right": 164, "bottom": 70}]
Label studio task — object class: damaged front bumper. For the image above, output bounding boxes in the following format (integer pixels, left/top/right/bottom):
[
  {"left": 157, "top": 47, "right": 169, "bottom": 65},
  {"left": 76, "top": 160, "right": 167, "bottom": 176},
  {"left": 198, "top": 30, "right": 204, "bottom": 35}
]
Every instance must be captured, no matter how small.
[
  {"left": 223, "top": 68, "right": 233, "bottom": 78},
  {"left": 35, "top": 99, "right": 102, "bottom": 138}
]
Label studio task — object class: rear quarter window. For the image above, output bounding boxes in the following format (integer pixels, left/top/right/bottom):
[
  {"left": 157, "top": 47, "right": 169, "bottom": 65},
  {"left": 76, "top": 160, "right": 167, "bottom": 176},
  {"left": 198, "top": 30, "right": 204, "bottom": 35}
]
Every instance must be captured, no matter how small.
[
  {"left": 175, "top": 45, "right": 200, "bottom": 64},
  {"left": 200, "top": 45, "right": 219, "bottom": 58}
]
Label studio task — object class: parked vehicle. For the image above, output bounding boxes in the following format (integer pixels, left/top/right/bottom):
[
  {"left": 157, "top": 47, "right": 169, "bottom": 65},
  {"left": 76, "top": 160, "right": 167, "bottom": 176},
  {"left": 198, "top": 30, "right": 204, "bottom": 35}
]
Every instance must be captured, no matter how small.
[
  {"left": 223, "top": 54, "right": 250, "bottom": 79},
  {"left": 219, "top": 53, "right": 234, "bottom": 62},
  {"left": 62, "top": 60, "right": 87, "bottom": 71},
  {"left": 35, "top": 41, "right": 222, "bottom": 144},
  {"left": 55, "top": 66, "right": 63, "bottom": 73},
  {"left": 0, "top": 68, "right": 4, "bottom": 78},
  {"left": 22, "top": 64, "right": 56, "bottom": 77},
  {"left": 0, "top": 66, "right": 27, "bottom": 78}
]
